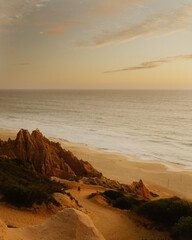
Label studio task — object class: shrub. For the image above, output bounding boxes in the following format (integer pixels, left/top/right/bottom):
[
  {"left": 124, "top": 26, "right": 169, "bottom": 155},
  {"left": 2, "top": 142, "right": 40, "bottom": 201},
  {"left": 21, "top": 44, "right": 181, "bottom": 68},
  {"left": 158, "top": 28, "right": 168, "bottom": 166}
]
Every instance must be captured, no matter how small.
[
  {"left": 0, "top": 157, "right": 66, "bottom": 207},
  {"left": 136, "top": 198, "right": 192, "bottom": 227},
  {"left": 171, "top": 216, "right": 192, "bottom": 240},
  {"left": 113, "top": 196, "right": 138, "bottom": 210},
  {"left": 103, "top": 190, "right": 124, "bottom": 200}
]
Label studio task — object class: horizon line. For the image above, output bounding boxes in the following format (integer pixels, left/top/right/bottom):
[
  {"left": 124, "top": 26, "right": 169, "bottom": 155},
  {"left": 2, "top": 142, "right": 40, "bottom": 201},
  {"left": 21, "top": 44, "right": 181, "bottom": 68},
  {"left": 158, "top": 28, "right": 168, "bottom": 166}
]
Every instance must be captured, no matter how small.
[{"left": 0, "top": 88, "right": 192, "bottom": 91}]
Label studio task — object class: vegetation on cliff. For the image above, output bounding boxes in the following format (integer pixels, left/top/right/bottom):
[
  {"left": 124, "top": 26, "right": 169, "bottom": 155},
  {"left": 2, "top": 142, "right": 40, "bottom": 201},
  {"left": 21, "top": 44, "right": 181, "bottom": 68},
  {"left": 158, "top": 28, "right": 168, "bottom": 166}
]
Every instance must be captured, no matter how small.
[{"left": 0, "top": 156, "right": 65, "bottom": 207}]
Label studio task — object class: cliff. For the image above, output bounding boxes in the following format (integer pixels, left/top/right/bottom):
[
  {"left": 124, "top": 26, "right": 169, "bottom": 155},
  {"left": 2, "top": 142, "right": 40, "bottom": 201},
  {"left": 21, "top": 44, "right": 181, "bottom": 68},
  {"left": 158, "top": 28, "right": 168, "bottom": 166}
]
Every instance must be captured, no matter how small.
[
  {"left": 0, "top": 129, "right": 153, "bottom": 200},
  {"left": 0, "top": 129, "right": 102, "bottom": 179}
]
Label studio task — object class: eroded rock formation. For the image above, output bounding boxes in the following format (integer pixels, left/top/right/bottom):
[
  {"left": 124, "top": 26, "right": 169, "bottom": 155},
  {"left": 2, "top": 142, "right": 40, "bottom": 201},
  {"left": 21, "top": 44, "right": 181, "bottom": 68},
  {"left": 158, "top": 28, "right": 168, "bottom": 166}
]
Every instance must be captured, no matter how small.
[
  {"left": 130, "top": 179, "right": 152, "bottom": 200},
  {"left": 0, "top": 129, "right": 153, "bottom": 200},
  {"left": 0, "top": 129, "right": 102, "bottom": 179},
  {"left": 81, "top": 176, "right": 152, "bottom": 199}
]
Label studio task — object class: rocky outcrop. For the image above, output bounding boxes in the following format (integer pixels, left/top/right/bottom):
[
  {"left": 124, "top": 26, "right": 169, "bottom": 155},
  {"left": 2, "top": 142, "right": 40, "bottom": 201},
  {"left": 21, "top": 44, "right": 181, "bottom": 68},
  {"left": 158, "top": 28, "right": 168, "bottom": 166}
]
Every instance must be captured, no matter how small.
[
  {"left": 82, "top": 177, "right": 152, "bottom": 199},
  {"left": 0, "top": 129, "right": 102, "bottom": 179},
  {"left": 3, "top": 208, "right": 105, "bottom": 240},
  {"left": 0, "top": 129, "right": 153, "bottom": 200},
  {"left": 130, "top": 179, "right": 152, "bottom": 200}
]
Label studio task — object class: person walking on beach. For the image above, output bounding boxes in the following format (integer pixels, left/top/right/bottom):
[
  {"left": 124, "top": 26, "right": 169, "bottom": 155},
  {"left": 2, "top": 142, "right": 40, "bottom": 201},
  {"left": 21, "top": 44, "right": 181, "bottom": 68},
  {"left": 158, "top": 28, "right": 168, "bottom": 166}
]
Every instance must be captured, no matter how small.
[{"left": 78, "top": 186, "right": 81, "bottom": 193}]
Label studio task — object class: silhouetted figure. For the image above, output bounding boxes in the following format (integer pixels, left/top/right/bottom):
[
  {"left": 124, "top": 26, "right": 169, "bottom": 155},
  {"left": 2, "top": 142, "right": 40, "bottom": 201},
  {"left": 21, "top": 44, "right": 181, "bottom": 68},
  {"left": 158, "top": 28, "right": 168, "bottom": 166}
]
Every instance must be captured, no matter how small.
[{"left": 78, "top": 186, "right": 81, "bottom": 193}]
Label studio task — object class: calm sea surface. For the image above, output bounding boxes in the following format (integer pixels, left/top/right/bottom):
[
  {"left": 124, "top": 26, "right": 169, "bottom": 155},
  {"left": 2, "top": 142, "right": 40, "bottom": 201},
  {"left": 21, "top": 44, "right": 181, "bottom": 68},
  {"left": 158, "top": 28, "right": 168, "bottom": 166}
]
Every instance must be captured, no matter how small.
[{"left": 0, "top": 90, "right": 191, "bottom": 168}]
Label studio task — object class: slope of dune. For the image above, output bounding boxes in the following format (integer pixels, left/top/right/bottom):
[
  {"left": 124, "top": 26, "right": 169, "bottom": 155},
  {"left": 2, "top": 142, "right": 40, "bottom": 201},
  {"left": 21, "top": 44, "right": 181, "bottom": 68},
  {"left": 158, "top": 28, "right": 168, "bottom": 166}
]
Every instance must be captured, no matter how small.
[{"left": 3, "top": 208, "right": 105, "bottom": 240}]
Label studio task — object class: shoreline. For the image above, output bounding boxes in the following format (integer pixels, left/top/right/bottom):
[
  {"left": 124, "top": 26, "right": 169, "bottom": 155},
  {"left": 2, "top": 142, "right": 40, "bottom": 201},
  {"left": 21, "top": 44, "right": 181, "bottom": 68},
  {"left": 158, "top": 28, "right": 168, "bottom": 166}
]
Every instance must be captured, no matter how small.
[{"left": 1, "top": 128, "right": 192, "bottom": 200}]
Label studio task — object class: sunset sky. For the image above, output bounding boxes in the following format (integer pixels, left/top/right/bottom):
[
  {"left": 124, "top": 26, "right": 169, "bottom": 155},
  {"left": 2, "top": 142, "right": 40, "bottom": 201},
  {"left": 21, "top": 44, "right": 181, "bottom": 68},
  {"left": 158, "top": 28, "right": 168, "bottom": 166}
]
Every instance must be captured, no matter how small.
[{"left": 0, "top": 0, "right": 192, "bottom": 89}]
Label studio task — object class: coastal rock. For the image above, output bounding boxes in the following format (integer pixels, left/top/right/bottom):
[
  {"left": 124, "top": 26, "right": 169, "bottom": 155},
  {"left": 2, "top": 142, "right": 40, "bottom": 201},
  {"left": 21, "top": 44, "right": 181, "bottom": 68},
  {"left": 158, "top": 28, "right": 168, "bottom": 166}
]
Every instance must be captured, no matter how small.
[
  {"left": 0, "top": 129, "right": 102, "bottom": 179},
  {"left": 82, "top": 177, "right": 152, "bottom": 199},
  {"left": 130, "top": 179, "right": 152, "bottom": 200},
  {"left": 5, "top": 208, "right": 105, "bottom": 240}
]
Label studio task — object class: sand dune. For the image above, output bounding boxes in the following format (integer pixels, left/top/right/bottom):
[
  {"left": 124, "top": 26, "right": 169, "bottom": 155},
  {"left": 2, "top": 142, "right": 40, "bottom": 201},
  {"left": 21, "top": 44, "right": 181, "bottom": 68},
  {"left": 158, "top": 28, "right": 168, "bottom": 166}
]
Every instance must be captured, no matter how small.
[{"left": 3, "top": 208, "right": 105, "bottom": 240}]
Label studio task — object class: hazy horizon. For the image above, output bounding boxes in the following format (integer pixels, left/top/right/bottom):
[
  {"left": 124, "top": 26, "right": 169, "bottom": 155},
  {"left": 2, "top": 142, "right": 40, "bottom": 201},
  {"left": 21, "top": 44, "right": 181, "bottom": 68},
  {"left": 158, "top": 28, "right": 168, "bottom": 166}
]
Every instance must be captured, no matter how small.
[{"left": 1, "top": 88, "right": 192, "bottom": 91}]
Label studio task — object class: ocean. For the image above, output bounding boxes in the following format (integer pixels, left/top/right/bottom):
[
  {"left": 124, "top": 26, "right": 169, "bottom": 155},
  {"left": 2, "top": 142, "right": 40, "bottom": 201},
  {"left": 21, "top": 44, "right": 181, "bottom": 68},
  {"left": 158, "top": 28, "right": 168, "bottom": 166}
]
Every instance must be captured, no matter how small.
[{"left": 0, "top": 90, "right": 191, "bottom": 168}]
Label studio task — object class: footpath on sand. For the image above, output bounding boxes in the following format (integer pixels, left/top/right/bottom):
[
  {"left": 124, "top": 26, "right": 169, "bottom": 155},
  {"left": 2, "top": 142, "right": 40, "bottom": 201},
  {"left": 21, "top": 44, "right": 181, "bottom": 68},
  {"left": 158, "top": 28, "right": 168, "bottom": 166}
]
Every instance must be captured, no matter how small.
[{"left": 68, "top": 185, "right": 170, "bottom": 240}]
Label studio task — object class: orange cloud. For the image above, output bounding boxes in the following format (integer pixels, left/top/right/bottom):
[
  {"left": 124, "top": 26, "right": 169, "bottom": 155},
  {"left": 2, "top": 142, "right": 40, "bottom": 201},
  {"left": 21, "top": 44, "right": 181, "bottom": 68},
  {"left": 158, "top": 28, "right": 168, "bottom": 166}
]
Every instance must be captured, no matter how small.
[
  {"left": 0, "top": 46, "right": 18, "bottom": 55},
  {"left": 46, "top": 21, "right": 85, "bottom": 36},
  {"left": 47, "top": 26, "right": 65, "bottom": 36},
  {"left": 91, "top": 0, "right": 152, "bottom": 17}
]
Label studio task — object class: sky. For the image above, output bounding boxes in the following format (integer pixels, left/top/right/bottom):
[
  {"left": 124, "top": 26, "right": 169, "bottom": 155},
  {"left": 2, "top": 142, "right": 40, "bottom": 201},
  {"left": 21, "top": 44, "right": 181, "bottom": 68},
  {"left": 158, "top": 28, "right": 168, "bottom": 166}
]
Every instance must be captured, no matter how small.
[{"left": 0, "top": 0, "right": 192, "bottom": 89}]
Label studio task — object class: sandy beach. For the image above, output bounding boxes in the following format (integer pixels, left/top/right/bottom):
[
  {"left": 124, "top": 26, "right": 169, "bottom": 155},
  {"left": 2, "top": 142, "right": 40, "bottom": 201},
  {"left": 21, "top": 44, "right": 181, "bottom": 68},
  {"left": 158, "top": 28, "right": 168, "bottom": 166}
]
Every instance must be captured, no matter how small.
[
  {"left": 0, "top": 128, "right": 191, "bottom": 240},
  {"left": 1, "top": 129, "right": 192, "bottom": 200},
  {"left": 54, "top": 138, "right": 192, "bottom": 201}
]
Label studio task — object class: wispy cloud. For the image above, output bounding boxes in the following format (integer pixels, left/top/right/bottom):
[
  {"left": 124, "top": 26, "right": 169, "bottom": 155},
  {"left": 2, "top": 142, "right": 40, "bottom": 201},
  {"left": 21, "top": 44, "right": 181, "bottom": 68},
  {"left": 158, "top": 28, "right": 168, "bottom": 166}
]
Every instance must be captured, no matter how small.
[
  {"left": 0, "top": 46, "right": 18, "bottom": 55},
  {"left": 46, "top": 21, "right": 85, "bottom": 36},
  {"left": 78, "top": 5, "right": 192, "bottom": 47},
  {"left": 15, "top": 62, "right": 31, "bottom": 66},
  {"left": 0, "top": 0, "right": 49, "bottom": 27},
  {"left": 104, "top": 54, "right": 192, "bottom": 73},
  {"left": 90, "top": 0, "right": 151, "bottom": 17},
  {"left": 46, "top": 26, "right": 65, "bottom": 36}
]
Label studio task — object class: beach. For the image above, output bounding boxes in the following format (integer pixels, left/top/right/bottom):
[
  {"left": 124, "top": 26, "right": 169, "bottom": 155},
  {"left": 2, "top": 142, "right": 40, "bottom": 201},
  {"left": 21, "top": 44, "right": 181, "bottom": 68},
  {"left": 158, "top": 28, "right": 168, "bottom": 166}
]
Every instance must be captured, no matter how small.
[
  {"left": 57, "top": 139, "right": 192, "bottom": 201},
  {"left": 1, "top": 129, "right": 192, "bottom": 201}
]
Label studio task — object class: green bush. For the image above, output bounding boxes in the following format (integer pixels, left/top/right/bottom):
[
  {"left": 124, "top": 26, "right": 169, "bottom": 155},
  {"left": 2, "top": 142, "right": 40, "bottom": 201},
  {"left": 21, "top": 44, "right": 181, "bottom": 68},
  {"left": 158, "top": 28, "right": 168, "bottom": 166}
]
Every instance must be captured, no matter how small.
[
  {"left": 113, "top": 196, "right": 138, "bottom": 210},
  {"left": 136, "top": 198, "right": 192, "bottom": 227},
  {"left": 3, "top": 184, "right": 53, "bottom": 207},
  {"left": 103, "top": 190, "right": 145, "bottom": 210},
  {"left": 0, "top": 157, "right": 65, "bottom": 207},
  {"left": 103, "top": 190, "right": 124, "bottom": 200},
  {"left": 171, "top": 216, "right": 192, "bottom": 240}
]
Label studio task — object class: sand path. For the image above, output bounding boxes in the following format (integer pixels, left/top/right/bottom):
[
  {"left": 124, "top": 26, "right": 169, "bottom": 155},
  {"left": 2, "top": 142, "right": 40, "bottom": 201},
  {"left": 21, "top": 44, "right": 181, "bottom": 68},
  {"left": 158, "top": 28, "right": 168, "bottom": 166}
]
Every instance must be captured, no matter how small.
[{"left": 68, "top": 186, "right": 170, "bottom": 240}]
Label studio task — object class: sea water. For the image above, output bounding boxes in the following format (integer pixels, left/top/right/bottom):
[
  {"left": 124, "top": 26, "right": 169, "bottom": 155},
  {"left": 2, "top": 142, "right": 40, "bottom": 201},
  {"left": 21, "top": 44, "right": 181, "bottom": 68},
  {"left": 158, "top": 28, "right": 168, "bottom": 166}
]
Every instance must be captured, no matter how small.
[{"left": 0, "top": 90, "right": 191, "bottom": 168}]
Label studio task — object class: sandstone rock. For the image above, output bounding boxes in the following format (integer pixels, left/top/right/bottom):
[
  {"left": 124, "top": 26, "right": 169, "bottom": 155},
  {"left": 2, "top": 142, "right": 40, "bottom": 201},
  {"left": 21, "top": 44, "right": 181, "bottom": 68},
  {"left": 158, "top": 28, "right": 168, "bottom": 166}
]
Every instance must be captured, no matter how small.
[
  {"left": 81, "top": 176, "right": 152, "bottom": 199},
  {"left": 0, "top": 129, "right": 102, "bottom": 179},
  {"left": 130, "top": 179, "right": 152, "bottom": 200}
]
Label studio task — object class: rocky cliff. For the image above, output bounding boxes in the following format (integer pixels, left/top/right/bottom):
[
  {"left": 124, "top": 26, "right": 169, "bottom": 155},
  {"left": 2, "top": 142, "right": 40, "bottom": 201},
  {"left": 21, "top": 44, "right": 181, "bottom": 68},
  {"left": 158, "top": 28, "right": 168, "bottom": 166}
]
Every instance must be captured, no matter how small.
[
  {"left": 0, "top": 129, "right": 153, "bottom": 200},
  {"left": 0, "top": 129, "right": 102, "bottom": 179}
]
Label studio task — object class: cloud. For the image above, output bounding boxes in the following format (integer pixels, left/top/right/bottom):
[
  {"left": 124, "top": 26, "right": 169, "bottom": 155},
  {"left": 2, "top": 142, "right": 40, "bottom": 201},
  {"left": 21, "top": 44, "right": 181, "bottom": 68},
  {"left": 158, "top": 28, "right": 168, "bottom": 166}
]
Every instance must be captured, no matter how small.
[
  {"left": 104, "top": 54, "right": 192, "bottom": 73},
  {"left": 16, "top": 62, "right": 31, "bottom": 66},
  {"left": 46, "top": 21, "right": 85, "bottom": 36},
  {"left": 0, "top": 0, "right": 49, "bottom": 27},
  {"left": 47, "top": 26, "right": 65, "bottom": 36},
  {"left": 78, "top": 5, "right": 192, "bottom": 47},
  {"left": 90, "top": 0, "right": 149, "bottom": 17},
  {"left": 0, "top": 46, "right": 18, "bottom": 55}
]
